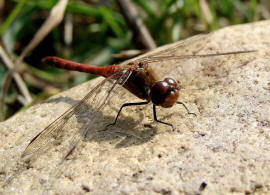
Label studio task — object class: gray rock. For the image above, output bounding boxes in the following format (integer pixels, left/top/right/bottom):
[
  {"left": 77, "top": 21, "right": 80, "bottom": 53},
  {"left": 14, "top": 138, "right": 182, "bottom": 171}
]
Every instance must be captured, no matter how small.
[{"left": 1, "top": 20, "right": 270, "bottom": 194}]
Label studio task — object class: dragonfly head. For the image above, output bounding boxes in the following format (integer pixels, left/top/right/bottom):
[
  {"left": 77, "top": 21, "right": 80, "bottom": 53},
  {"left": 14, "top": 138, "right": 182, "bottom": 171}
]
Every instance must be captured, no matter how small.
[{"left": 150, "top": 78, "right": 179, "bottom": 108}]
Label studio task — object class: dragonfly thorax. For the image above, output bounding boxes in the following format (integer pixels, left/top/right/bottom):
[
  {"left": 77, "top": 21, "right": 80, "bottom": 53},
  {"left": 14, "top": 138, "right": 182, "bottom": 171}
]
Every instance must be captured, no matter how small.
[{"left": 150, "top": 78, "right": 179, "bottom": 108}]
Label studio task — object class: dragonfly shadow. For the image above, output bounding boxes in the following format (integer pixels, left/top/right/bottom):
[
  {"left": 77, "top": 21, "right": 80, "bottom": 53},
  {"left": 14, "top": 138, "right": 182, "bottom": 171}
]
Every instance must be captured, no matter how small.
[
  {"left": 43, "top": 96, "right": 157, "bottom": 150},
  {"left": 90, "top": 116, "right": 157, "bottom": 149}
]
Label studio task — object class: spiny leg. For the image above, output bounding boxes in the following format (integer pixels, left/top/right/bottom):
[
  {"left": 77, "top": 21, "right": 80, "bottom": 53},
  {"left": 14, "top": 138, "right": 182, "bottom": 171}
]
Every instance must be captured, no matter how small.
[
  {"left": 153, "top": 104, "right": 174, "bottom": 130},
  {"left": 107, "top": 101, "right": 149, "bottom": 127},
  {"left": 177, "top": 101, "right": 197, "bottom": 117}
]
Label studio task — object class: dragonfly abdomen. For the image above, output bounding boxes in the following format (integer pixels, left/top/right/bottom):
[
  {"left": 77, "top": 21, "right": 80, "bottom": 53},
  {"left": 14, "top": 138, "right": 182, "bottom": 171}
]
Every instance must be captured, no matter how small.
[{"left": 42, "top": 56, "right": 120, "bottom": 77}]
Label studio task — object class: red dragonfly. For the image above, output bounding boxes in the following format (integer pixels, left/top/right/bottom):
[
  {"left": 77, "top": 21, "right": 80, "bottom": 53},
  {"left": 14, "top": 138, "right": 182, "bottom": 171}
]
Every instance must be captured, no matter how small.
[{"left": 22, "top": 35, "right": 255, "bottom": 158}]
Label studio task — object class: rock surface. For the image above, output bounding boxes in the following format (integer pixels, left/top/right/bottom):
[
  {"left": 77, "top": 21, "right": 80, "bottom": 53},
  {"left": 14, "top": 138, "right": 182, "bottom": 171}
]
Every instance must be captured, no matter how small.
[{"left": 1, "top": 20, "right": 270, "bottom": 194}]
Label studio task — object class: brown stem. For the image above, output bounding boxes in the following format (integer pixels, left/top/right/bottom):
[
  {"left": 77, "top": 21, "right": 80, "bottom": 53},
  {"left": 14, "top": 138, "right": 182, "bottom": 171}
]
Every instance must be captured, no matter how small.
[{"left": 115, "top": 0, "right": 156, "bottom": 50}]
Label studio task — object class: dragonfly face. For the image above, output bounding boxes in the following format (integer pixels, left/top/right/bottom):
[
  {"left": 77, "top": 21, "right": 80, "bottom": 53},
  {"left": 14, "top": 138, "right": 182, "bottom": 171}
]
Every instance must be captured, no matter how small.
[{"left": 150, "top": 78, "right": 179, "bottom": 108}]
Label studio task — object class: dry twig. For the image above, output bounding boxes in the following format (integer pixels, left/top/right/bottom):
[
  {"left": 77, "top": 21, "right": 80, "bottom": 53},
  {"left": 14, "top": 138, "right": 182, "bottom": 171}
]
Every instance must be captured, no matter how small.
[{"left": 115, "top": 0, "right": 156, "bottom": 49}]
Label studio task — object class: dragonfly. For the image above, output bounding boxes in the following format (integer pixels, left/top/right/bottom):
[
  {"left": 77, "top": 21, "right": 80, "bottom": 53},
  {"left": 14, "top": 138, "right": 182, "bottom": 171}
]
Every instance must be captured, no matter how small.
[{"left": 22, "top": 34, "right": 256, "bottom": 158}]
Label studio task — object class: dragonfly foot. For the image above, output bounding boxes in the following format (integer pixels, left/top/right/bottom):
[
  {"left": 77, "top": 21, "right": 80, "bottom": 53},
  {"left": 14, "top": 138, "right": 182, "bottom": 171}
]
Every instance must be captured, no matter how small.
[
  {"left": 153, "top": 105, "right": 175, "bottom": 131},
  {"left": 176, "top": 101, "right": 197, "bottom": 117}
]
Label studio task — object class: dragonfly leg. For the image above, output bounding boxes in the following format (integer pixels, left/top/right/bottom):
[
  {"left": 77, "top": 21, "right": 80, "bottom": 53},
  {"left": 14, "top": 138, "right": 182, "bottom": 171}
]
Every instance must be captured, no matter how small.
[
  {"left": 153, "top": 104, "right": 174, "bottom": 130},
  {"left": 176, "top": 101, "right": 197, "bottom": 117},
  {"left": 107, "top": 101, "right": 149, "bottom": 127}
]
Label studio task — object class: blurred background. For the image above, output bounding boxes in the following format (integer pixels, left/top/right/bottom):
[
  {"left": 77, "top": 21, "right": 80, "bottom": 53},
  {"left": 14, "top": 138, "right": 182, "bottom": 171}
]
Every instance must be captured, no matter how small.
[{"left": 0, "top": 0, "right": 268, "bottom": 120}]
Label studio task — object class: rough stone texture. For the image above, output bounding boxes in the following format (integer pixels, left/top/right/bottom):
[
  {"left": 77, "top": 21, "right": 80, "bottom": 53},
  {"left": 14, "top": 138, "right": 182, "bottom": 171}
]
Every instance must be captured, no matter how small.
[{"left": 1, "top": 20, "right": 270, "bottom": 194}]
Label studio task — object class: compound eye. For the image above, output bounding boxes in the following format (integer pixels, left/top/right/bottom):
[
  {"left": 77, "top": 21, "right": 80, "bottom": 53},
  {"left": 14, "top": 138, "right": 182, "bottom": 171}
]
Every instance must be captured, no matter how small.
[
  {"left": 150, "top": 81, "right": 169, "bottom": 106},
  {"left": 153, "top": 81, "right": 168, "bottom": 94},
  {"left": 163, "top": 89, "right": 179, "bottom": 108},
  {"left": 164, "top": 78, "right": 177, "bottom": 88},
  {"left": 150, "top": 78, "right": 179, "bottom": 108}
]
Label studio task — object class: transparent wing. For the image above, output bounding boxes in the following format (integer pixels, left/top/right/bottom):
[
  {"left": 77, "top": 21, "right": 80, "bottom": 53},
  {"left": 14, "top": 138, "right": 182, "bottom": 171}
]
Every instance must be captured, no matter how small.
[
  {"left": 22, "top": 69, "right": 133, "bottom": 158},
  {"left": 120, "top": 33, "right": 256, "bottom": 67},
  {"left": 142, "top": 50, "right": 257, "bottom": 63},
  {"left": 120, "top": 33, "right": 208, "bottom": 67}
]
